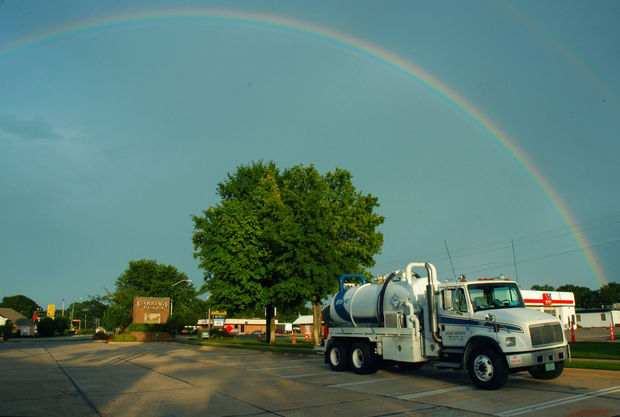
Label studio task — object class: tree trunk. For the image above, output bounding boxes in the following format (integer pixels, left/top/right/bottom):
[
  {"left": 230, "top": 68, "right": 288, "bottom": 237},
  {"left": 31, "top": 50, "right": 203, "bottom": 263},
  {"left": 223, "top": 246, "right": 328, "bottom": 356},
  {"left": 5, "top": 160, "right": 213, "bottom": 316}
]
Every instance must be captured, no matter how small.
[
  {"left": 312, "top": 299, "right": 322, "bottom": 346},
  {"left": 265, "top": 305, "right": 276, "bottom": 345}
]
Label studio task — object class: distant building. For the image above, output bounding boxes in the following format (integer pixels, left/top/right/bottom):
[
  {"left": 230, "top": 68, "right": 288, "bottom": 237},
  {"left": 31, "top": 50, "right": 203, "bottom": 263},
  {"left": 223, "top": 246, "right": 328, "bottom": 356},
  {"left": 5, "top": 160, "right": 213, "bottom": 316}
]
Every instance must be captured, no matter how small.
[
  {"left": 292, "top": 315, "right": 314, "bottom": 335},
  {"left": 521, "top": 290, "right": 576, "bottom": 330},
  {"left": 197, "top": 318, "right": 280, "bottom": 334},
  {"left": 0, "top": 308, "right": 36, "bottom": 336},
  {"left": 575, "top": 304, "right": 620, "bottom": 328}
]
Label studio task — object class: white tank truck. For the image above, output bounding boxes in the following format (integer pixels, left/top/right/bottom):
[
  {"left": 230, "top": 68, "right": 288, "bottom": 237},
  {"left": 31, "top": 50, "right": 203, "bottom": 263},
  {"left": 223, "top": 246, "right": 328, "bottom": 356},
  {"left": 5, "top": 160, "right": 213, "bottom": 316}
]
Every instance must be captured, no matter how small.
[{"left": 320, "top": 262, "right": 569, "bottom": 389}]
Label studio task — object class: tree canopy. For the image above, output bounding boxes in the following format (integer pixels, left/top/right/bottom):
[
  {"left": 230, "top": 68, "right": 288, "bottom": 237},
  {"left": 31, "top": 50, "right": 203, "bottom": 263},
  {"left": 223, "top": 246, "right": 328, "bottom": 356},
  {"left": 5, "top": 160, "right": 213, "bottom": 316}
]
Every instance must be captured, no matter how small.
[
  {"left": 0, "top": 295, "right": 41, "bottom": 319},
  {"left": 192, "top": 161, "right": 384, "bottom": 344},
  {"left": 103, "top": 259, "right": 204, "bottom": 330},
  {"left": 278, "top": 165, "right": 384, "bottom": 343},
  {"left": 68, "top": 297, "right": 108, "bottom": 329}
]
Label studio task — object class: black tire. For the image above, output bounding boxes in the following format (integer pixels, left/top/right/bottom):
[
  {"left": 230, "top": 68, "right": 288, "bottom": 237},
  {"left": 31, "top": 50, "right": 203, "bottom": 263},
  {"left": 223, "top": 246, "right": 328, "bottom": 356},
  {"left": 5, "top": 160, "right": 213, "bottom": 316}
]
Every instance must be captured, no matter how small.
[
  {"left": 528, "top": 361, "right": 564, "bottom": 380},
  {"left": 327, "top": 341, "right": 349, "bottom": 371},
  {"left": 397, "top": 361, "right": 424, "bottom": 371},
  {"left": 467, "top": 345, "right": 508, "bottom": 390},
  {"left": 350, "top": 342, "right": 378, "bottom": 374}
]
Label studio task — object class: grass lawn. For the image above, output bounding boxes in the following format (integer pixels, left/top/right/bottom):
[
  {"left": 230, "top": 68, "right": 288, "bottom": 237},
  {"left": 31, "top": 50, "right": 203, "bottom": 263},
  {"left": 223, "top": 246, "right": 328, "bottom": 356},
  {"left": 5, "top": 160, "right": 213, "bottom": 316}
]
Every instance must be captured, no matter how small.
[
  {"left": 175, "top": 337, "right": 317, "bottom": 354},
  {"left": 566, "top": 360, "right": 620, "bottom": 371},
  {"left": 569, "top": 342, "right": 620, "bottom": 360}
]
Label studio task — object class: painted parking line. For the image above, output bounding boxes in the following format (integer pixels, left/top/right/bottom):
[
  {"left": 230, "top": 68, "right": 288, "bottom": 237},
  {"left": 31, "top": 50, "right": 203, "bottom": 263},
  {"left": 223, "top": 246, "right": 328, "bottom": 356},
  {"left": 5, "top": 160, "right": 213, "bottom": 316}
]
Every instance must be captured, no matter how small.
[
  {"left": 280, "top": 371, "right": 335, "bottom": 379},
  {"left": 496, "top": 385, "right": 620, "bottom": 417},
  {"left": 396, "top": 385, "right": 471, "bottom": 400},
  {"left": 328, "top": 376, "right": 402, "bottom": 387}
]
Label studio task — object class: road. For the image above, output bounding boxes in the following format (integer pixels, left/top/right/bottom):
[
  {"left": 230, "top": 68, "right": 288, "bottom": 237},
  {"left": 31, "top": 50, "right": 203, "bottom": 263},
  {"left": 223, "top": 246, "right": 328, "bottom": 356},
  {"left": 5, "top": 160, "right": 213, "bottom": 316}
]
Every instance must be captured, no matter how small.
[{"left": 0, "top": 340, "right": 618, "bottom": 417}]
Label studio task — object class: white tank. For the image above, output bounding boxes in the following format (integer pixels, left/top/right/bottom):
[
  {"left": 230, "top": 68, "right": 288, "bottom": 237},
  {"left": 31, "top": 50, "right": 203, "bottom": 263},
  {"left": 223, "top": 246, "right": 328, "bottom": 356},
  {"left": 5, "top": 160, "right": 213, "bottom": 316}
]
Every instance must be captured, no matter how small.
[{"left": 324, "top": 274, "right": 429, "bottom": 327}]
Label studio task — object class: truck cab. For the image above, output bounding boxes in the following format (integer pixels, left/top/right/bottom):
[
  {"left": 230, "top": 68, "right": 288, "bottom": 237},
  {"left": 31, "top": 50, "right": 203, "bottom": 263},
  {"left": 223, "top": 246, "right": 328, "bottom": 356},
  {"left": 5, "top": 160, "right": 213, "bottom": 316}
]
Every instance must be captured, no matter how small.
[{"left": 436, "top": 278, "right": 569, "bottom": 388}]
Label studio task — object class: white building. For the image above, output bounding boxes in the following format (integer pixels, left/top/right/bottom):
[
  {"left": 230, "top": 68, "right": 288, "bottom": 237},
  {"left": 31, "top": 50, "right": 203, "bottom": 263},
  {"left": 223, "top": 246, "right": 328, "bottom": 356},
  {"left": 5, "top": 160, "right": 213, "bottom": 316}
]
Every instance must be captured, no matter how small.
[
  {"left": 292, "top": 315, "right": 314, "bottom": 335},
  {"left": 521, "top": 290, "right": 576, "bottom": 329},
  {"left": 575, "top": 305, "right": 620, "bottom": 328}
]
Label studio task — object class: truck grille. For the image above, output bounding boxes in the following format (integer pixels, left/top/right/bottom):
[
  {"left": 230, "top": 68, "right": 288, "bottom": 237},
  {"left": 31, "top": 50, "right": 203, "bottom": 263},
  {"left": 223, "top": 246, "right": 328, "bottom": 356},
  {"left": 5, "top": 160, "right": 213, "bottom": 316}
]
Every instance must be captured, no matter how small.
[{"left": 530, "top": 323, "right": 564, "bottom": 347}]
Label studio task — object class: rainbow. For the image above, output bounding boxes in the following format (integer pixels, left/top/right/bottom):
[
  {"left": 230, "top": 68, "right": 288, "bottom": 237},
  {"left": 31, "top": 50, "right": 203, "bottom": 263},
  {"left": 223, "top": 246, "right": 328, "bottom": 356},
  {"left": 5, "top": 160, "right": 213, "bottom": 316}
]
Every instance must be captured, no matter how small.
[{"left": 0, "top": 8, "right": 608, "bottom": 286}]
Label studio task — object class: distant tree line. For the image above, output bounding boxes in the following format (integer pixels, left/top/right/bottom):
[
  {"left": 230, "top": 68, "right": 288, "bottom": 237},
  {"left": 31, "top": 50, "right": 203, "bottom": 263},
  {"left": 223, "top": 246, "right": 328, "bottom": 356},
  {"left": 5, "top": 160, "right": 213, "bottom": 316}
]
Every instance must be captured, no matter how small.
[{"left": 530, "top": 282, "right": 619, "bottom": 309}]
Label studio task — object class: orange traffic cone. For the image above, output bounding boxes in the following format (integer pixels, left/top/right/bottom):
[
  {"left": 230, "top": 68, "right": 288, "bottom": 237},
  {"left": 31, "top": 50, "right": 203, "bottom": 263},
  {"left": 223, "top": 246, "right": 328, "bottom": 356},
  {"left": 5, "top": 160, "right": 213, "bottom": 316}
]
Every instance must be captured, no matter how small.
[
  {"left": 292, "top": 333, "right": 296, "bottom": 344},
  {"left": 305, "top": 333, "right": 309, "bottom": 342},
  {"left": 610, "top": 324, "right": 615, "bottom": 341}
]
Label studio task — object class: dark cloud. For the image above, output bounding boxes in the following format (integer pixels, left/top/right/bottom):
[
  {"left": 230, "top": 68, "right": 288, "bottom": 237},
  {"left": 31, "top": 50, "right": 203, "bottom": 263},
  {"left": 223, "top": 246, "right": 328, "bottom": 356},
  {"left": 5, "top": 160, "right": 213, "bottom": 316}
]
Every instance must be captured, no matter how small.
[{"left": 0, "top": 114, "right": 62, "bottom": 141}]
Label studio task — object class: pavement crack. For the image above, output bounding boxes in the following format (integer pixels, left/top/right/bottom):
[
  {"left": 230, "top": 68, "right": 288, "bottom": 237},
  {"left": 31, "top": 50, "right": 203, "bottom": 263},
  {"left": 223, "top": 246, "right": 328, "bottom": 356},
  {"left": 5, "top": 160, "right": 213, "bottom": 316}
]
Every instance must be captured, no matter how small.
[
  {"left": 126, "top": 360, "right": 198, "bottom": 387},
  {"left": 42, "top": 345, "right": 103, "bottom": 417}
]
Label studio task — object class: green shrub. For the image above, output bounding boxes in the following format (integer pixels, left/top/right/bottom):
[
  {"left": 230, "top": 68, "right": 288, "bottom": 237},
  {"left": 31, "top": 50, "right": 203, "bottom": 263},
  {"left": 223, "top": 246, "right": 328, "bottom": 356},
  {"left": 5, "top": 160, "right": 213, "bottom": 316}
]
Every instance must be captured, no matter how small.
[
  {"left": 1, "top": 320, "right": 13, "bottom": 339},
  {"left": 37, "top": 317, "right": 55, "bottom": 337},
  {"left": 93, "top": 331, "right": 108, "bottom": 340},
  {"left": 166, "top": 314, "right": 186, "bottom": 334},
  {"left": 77, "top": 328, "right": 95, "bottom": 335},
  {"left": 209, "top": 329, "right": 234, "bottom": 340},
  {"left": 127, "top": 323, "right": 167, "bottom": 332},
  {"left": 102, "top": 306, "right": 131, "bottom": 331},
  {"left": 112, "top": 333, "right": 137, "bottom": 342},
  {"left": 54, "top": 316, "right": 71, "bottom": 335}
]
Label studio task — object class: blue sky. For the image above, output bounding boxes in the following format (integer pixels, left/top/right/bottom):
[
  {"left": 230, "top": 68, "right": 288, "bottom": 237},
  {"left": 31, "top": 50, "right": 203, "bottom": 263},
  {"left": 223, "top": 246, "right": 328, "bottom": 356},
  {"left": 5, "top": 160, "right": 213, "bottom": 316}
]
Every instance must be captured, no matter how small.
[{"left": 1, "top": 1, "right": 618, "bottom": 310}]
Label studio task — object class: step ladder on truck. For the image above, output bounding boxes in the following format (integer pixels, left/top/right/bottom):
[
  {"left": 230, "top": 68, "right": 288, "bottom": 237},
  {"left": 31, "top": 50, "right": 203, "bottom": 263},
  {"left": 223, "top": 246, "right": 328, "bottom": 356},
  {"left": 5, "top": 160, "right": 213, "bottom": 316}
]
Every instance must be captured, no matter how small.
[{"left": 318, "top": 262, "right": 569, "bottom": 390}]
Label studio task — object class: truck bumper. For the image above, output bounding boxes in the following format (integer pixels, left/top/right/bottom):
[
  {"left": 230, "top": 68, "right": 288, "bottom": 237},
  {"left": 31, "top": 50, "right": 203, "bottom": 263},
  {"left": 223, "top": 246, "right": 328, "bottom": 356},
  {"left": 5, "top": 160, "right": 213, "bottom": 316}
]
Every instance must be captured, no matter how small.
[{"left": 505, "top": 345, "right": 569, "bottom": 369}]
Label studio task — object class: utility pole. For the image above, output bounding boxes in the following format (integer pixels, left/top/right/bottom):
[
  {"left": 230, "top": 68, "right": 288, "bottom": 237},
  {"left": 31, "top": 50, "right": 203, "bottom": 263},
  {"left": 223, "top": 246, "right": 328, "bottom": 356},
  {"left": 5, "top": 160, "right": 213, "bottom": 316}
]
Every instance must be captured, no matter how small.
[
  {"left": 511, "top": 239, "right": 519, "bottom": 283},
  {"left": 444, "top": 240, "right": 457, "bottom": 280}
]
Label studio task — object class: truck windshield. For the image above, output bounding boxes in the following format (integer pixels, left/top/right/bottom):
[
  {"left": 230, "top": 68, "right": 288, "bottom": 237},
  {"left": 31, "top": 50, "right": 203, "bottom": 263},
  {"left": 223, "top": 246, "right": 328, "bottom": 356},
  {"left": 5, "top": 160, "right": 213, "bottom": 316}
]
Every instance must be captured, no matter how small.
[{"left": 468, "top": 283, "right": 524, "bottom": 312}]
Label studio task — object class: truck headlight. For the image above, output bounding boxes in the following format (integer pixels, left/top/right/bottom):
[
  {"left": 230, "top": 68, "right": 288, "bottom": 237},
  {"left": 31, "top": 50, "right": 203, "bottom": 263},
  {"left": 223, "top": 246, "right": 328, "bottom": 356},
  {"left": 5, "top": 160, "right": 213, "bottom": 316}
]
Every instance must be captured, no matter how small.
[{"left": 505, "top": 337, "right": 516, "bottom": 347}]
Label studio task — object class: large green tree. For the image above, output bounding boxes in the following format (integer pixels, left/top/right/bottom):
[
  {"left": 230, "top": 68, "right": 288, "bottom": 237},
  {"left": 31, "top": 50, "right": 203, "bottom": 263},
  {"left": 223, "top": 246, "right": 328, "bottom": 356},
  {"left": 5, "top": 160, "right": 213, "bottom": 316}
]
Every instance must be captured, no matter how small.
[
  {"left": 0, "top": 295, "right": 41, "bottom": 319},
  {"left": 104, "top": 259, "right": 201, "bottom": 329},
  {"left": 192, "top": 161, "right": 384, "bottom": 345},
  {"left": 193, "top": 161, "right": 305, "bottom": 343},
  {"left": 278, "top": 165, "right": 384, "bottom": 345}
]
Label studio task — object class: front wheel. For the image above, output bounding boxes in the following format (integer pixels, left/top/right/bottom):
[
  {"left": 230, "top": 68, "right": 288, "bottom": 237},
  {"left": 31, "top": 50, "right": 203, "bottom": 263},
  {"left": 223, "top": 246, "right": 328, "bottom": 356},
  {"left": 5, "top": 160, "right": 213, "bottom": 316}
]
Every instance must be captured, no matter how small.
[
  {"left": 528, "top": 361, "right": 564, "bottom": 380},
  {"left": 467, "top": 345, "right": 508, "bottom": 390},
  {"left": 350, "top": 342, "right": 378, "bottom": 374},
  {"left": 327, "top": 341, "right": 349, "bottom": 371}
]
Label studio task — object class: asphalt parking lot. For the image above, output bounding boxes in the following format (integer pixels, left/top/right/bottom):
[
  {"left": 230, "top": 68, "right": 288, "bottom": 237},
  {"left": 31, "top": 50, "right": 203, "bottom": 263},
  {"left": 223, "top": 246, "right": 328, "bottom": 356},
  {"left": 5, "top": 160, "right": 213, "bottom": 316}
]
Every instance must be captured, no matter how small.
[{"left": 1, "top": 340, "right": 618, "bottom": 417}]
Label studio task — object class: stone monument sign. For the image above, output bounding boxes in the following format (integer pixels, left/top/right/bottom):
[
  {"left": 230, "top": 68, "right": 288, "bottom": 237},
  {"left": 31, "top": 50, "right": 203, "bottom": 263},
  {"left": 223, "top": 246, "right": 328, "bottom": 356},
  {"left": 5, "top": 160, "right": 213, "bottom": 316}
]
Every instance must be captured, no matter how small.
[{"left": 132, "top": 297, "right": 171, "bottom": 324}]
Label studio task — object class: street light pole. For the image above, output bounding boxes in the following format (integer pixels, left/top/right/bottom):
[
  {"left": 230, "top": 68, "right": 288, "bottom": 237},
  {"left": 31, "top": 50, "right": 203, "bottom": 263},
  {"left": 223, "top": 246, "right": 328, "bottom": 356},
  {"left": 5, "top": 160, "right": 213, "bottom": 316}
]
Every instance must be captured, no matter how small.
[{"left": 170, "top": 279, "right": 192, "bottom": 316}]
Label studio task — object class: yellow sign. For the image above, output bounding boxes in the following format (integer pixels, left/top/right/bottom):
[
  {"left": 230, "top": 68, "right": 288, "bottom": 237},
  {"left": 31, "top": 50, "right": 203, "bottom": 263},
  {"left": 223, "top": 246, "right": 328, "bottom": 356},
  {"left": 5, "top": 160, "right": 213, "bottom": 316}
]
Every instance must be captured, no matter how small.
[{"left": 47, "top": 304, "right": 56, "bottom": 319}]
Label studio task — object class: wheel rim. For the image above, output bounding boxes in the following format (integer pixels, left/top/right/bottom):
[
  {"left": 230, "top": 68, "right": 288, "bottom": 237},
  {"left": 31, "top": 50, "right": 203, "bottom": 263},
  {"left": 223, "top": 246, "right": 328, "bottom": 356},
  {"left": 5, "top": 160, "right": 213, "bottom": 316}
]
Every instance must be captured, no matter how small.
[
  {"left": 330, "top": 348, "right": 341, "bottom": 366},
  {"left": 473, "top": 354, "right": 493, "bottom": 382},
  {"left": 352, "top": 348, "right": 364, "bottom": 369}
]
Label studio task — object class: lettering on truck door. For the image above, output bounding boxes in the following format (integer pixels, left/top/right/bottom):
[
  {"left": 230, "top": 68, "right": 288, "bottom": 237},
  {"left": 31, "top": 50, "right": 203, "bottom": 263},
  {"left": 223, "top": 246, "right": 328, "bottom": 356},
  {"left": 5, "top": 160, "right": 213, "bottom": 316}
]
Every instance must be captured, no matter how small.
[{"left": 438, "top": 287, "right": 471, "bottom": 347}]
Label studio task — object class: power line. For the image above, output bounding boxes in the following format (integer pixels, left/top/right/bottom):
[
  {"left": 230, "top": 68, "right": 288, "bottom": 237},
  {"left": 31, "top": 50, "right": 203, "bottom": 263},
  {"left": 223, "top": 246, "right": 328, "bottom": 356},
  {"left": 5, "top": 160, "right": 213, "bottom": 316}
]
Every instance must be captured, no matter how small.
[
  {"left": 458, "top": 237, "right": 620, "bottom": 276},
  {"left": 374, "top": 212, "right": 620, "bottom": 276}
]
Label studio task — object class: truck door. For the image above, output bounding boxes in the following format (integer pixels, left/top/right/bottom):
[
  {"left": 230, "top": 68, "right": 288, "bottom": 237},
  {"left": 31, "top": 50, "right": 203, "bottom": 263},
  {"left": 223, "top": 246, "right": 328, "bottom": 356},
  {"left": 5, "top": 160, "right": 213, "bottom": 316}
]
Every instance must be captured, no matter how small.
[{"left": 438, "top": 287, "right": 471, "bottom": 347}]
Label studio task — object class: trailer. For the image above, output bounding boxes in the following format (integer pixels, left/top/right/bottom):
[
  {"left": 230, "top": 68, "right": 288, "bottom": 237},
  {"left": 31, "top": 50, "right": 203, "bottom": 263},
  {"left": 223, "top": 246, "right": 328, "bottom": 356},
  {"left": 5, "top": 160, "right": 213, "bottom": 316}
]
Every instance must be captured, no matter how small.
[{"left": 320, "top": 262, "right": 569, "bottom": 390}]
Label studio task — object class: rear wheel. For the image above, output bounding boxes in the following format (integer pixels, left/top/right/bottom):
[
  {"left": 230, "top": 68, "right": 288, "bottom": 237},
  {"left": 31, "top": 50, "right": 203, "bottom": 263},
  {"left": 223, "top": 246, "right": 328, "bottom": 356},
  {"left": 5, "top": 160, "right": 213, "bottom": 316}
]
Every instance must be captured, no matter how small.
[
  {"left": 350, "top": 342, "right": 378, "bottom": 374},
  {"left": 467, "top": 345, "right": 508, "bottom": 390},
  {"left": 528, "top": 361, "right": 564, "bottom": 380},
  {"left": 327, "top": 341, "right": 348, "bottom": 371}
]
